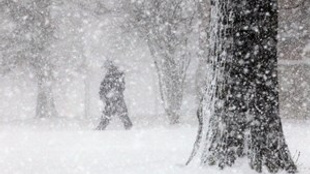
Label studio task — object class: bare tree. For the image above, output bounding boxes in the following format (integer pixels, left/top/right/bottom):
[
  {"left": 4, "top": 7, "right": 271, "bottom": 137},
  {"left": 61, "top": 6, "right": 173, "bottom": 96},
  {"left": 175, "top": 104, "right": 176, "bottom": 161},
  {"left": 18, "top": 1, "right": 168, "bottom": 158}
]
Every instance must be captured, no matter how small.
[
  {"left": 126, "top": 0, "right": 196, "bottom": 124},
  {"left": 1, "top": 0, "right": 57, "bottom": 118},
  {"left": 0, "top": 0, "right": 113, "bottom": 119},
  {"left": 58, "top": 0, "right": 114, "bottom": 119}
]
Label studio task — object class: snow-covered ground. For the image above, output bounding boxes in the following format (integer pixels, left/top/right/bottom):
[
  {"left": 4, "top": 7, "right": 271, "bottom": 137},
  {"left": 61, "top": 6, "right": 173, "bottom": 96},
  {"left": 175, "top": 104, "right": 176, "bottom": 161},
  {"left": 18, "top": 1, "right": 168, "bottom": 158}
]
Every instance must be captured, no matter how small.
[{"left": 0, "top": 118, "right": 309, "bottom": 174}]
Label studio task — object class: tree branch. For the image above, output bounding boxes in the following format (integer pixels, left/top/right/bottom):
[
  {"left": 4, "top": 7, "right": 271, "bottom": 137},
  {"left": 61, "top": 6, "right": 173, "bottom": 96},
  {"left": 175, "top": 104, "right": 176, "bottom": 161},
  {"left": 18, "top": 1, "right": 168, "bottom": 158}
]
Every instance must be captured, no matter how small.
[{"left": 280, "top": 0, "right": 307, "bottom": 10}]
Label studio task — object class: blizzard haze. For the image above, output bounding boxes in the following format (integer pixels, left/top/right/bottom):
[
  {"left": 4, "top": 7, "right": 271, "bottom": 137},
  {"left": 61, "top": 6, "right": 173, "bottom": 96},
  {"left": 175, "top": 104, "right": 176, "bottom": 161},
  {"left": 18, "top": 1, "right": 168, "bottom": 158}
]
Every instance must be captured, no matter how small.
[{"left": 0, "top": 0, "right": 309, "bottom": 174}]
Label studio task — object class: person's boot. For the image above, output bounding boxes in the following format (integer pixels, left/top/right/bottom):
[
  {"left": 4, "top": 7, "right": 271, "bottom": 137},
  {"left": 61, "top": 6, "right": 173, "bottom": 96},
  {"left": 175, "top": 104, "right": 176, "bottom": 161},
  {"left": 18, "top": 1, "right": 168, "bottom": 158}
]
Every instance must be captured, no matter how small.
[
  {"left": 120, "top": 114, "right": 133, "bottom": 130},
  {"left": 124, "top": 122, "right": 133, "bottom": 130},
  {"left": 96, "top": 117, "right": 110, "bottom": 130}
]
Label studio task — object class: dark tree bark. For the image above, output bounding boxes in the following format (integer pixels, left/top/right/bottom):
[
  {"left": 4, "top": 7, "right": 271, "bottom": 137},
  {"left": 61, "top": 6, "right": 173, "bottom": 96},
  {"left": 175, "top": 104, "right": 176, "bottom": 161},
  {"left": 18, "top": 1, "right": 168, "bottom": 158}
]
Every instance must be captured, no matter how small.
[{"left": 188, "top": 0, "right": 297, "bottom": 173}]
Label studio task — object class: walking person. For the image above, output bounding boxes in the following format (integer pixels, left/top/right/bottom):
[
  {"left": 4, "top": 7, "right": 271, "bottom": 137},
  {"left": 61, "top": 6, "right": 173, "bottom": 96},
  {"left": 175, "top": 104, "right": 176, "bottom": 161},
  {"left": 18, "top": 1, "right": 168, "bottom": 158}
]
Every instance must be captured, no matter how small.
[{"left": 96, "top": 60, "right": 133, "bottom": 130}]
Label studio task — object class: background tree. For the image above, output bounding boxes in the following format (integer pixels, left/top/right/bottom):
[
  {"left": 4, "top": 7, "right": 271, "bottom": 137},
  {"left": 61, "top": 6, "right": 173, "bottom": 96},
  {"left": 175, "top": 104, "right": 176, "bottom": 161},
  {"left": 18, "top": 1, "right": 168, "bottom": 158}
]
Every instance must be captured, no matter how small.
[
  {"left": 0, "top": 0, "right": 111, "bottom": 119},
  {"left": 194, "top": 0, "right": 211, "bottom": 102},
  {"left": 188, "top": 0, "right": 297, "bottom": 173},
  {"left": 126, "top": 0, "right": 196, "bottom": 124},
  {"left": 1, "top": 0, "right": 57, "bottom": 118}
]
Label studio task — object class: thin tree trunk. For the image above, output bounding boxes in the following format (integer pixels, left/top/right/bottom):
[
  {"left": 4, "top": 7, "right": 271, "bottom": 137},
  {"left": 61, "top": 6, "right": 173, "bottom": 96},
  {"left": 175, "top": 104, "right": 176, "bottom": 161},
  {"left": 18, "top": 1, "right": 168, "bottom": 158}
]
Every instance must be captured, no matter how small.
[
  {"left": 147, "top": 40, "right": 188, "bottom": 124},
  {"left": 84, "top": 74, "right": 90, "bottom": 119},
  {"left": 156, "top": 58, "right": 184, "bottom": 124},
  {"left": 83, "top": 55, "right": 90, "bottom": 119},
  {"left": 36, "top": 68, "right": 57, "bottom": 118},
  {"left": 195, "top": 0, "right": 211, "bottom": 102}
]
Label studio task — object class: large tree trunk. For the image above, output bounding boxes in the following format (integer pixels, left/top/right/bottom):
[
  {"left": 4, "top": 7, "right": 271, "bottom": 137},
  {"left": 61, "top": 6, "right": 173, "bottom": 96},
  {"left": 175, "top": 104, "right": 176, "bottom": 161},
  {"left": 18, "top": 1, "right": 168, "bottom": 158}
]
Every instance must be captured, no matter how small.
[
  {"left": 246, "top": 1, "right": 296, "bottom": 172},
  {"left": 189, "top": 0, "right": 297, "bottom": 173}
]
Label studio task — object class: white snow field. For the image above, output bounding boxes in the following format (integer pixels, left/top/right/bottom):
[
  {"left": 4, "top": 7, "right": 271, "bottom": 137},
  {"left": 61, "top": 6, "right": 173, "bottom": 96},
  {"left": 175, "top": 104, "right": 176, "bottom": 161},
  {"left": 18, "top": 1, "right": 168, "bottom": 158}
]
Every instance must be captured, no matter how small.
[{"left": 0, "top": 118, "right": 309, "bottom": 174}]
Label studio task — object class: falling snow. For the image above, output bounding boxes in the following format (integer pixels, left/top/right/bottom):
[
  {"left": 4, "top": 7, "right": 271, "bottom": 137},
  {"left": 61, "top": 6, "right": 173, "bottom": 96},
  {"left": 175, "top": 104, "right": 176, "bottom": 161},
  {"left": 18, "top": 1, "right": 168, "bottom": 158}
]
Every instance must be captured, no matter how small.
[{"left": 0, "top": 0, "right": 309, "bottom": 173}]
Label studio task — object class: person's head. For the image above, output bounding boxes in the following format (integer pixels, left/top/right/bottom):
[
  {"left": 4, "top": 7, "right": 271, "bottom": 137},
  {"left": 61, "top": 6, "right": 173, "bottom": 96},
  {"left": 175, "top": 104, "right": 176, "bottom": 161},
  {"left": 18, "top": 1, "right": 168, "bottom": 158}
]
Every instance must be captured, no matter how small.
[
  {"left": 103, "top": 59, "right": 119, "bottom": 72},
  {"left": 103, "top": 59, "right": 113, "bottom": 68}
]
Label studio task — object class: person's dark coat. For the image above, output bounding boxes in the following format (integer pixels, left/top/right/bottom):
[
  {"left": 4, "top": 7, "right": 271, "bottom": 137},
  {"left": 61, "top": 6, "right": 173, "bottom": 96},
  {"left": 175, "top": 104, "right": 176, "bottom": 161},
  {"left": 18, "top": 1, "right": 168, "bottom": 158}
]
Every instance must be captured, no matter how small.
[{"left": 99, "top": 66, "right": 125, "bottom": 102}]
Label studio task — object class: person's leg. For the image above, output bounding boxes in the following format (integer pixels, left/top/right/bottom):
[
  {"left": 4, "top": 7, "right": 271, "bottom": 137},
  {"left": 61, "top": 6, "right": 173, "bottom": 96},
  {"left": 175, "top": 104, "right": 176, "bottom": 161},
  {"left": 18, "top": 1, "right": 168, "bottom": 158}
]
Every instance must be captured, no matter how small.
[
  {"left": 119, "top": 112, "right": 133, "bottom": 130},
  {"left": 96, "top": 116, "right": 110, "bottom": 130},
  {"left": 117, "top": 100, "right": 133, "bottom": 130},
  {"left": 96, "top": 102, "right": 112, "bottom": 130}
]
